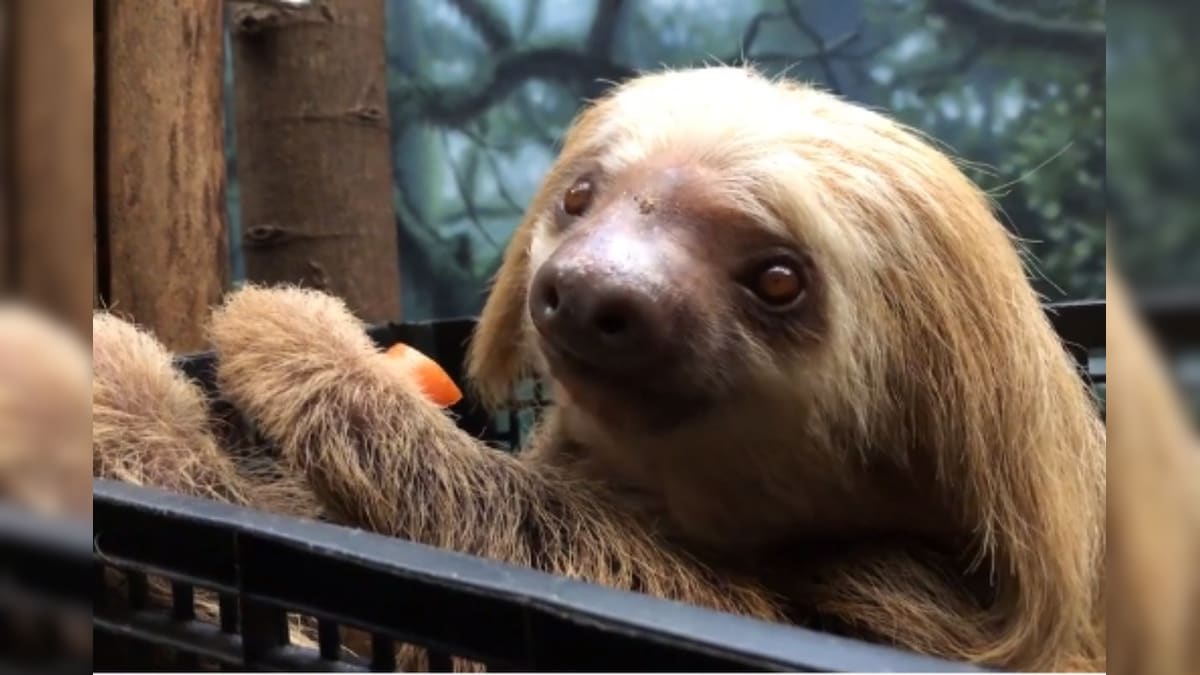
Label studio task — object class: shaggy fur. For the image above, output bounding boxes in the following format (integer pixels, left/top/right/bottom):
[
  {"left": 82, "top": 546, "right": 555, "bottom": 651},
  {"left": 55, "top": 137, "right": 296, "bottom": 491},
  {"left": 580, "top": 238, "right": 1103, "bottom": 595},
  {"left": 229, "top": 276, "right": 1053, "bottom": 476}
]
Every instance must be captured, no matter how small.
[
  {"left": 1106, "top": 254, "right": 1200, "bottom": 675},
  {"left": 0, "top": 304, "right": 91, "bottom": 517},
  {"left": 92, "top": 66, "right": 1106, "bottom": 671},
  {"left": 93, "top": 312, "right": 321, "bottom": 517}
]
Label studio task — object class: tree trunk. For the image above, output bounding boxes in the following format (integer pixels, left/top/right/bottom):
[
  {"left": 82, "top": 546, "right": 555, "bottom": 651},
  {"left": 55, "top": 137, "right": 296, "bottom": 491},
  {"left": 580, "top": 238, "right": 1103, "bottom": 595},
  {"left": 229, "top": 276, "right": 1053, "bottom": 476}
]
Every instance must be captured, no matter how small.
[
  {"left": 99, "top": 0, "right": 229, "bottom": 351},
  {"left": 4, "top": 0, "right": 94, "bottom": 338},
  {"left": 229, "top": 0, "right": 401, "bottom": 324}
]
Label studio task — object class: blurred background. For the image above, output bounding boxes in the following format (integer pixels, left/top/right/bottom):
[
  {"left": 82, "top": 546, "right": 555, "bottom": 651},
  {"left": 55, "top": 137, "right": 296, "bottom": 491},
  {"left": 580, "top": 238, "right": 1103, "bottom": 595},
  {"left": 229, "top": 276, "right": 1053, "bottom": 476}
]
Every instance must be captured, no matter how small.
[
  {"left": 223, "top": 0, "right": 1110, "bottom": 320},
  {"left": 1108, "top": 0, "right": 1200, "bottom": 297}
]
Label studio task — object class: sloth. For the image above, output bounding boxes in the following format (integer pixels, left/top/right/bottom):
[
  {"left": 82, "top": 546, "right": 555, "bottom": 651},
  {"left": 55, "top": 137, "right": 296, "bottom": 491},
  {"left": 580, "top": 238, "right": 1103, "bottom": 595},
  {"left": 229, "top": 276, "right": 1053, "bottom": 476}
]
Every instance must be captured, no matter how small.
[
  {"left": 1106, "top": 251, "right": 1200, "bottom": 675},
  {"left": 93, "top": 66, "right": 1106, "bottom": 671},
  {"left": 0, "top": 304, "right": 91, "bottom": 518}
]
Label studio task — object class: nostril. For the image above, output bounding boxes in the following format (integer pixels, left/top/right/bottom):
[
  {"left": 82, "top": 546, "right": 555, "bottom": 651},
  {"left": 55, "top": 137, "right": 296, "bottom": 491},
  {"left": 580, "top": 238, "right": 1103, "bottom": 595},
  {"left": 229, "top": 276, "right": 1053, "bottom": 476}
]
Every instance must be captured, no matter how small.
[
  {"left": 543, "top": 285, "right": 559, "bottom": 313},
  {"left": 594, "top": 311, "right": 627, "bottom": 337}
]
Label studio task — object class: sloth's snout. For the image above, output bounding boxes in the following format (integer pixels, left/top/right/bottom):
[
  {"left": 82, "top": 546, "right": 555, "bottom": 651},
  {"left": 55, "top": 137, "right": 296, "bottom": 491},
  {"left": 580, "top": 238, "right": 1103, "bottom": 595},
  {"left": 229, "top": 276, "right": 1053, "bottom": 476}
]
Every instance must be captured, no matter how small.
[{"left": 529, "top": 257, "right": 669, "bottom": 372}]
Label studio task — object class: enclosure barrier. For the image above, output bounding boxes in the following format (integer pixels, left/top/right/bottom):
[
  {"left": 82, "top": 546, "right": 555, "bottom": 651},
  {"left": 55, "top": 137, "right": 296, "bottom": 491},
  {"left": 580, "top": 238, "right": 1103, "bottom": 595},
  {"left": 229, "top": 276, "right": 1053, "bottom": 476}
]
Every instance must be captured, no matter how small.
[
  {"left": 0, "top": 298, "right": 1133, "bottom": 672},
  {"left": 0, "top": 503, "right": 91, "bottom": 673},
  {"left": 89, "top": 477, "right": 988, "bottom": 673}
]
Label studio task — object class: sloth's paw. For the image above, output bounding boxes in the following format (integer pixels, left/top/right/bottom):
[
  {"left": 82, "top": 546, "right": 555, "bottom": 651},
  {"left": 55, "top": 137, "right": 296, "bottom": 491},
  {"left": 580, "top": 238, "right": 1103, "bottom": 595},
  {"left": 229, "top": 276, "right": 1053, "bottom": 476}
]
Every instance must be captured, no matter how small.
[{"left": 208, "top": 285, "right": 429, "bottom": 452}]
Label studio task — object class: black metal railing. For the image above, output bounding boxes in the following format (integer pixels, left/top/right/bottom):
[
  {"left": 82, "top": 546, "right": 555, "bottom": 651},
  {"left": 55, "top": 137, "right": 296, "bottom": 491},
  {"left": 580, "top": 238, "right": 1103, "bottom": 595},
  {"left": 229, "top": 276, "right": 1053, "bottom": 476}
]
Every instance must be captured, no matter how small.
[
  {"left": 89, "top": 478, "right": 978, "bottom": 672},
  {"left": 0, "top": 504, "right": 92, "bottom": 673}
]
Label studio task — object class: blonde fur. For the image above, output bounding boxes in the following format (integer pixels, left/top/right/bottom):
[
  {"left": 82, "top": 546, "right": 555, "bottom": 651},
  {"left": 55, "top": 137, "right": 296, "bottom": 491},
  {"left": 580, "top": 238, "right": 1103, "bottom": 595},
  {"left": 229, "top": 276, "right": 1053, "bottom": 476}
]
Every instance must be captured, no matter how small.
[
  {"left": 0, "top": 304, "right": 91, "bottom": 517},
  {"left": 93, "top": 66, "right": 1106, "bottom": 671},
  {"left": 1106, "top": 253, "right": 1200, "bottom": 675},
  {"left": 93, "top": 312, "right": 320, "bottom": 517}
]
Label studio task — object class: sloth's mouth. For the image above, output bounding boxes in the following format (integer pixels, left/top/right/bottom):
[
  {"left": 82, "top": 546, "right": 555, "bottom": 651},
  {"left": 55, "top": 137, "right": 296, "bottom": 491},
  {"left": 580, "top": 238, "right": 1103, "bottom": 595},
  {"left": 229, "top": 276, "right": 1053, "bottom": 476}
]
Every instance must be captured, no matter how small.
[
  {"left": 538, "top": 338, "right": 638, "bottom": 387},
  {"left": 537, "top": 339, "right": 713, "bottom": 431}
]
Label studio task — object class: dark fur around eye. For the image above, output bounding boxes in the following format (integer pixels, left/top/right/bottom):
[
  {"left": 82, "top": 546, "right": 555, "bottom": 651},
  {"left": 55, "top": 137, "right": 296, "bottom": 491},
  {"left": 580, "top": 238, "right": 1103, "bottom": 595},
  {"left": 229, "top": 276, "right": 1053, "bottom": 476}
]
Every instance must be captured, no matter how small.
[{"left": 735, "top": 250, "right": 813, "bottom": 312}]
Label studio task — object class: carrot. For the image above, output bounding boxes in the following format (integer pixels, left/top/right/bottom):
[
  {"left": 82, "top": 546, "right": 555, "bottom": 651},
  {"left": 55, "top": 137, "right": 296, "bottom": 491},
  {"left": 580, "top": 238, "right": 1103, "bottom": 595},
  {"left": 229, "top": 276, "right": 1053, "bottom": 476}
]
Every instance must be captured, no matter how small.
[{"left": 383, "top": 343, "right": 463, "bottom": 408}]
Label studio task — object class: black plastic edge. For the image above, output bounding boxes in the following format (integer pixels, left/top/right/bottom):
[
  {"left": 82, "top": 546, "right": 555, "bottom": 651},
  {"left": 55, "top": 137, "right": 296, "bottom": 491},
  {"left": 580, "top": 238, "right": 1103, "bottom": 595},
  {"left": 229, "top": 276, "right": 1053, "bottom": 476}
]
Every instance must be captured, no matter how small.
[{"left": 93, "top": 479, "right": 981, "bottom": 673}]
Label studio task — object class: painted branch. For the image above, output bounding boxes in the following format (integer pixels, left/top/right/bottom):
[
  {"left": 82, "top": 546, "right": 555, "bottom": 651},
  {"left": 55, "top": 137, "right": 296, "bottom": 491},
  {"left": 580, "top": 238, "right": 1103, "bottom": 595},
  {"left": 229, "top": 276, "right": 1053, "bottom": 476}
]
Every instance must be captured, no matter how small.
[
  {"left": 401, "top": 46, "right": 635, "bottom": 127},
  {"left": 99, "top": 0, "right": 229, "bottom": 351},
  {"left": 929, "top": 0, "right": 1104, "bottom": 54},
  {"left": 229, "top": 0, "right": 401, "bottom": 324}
]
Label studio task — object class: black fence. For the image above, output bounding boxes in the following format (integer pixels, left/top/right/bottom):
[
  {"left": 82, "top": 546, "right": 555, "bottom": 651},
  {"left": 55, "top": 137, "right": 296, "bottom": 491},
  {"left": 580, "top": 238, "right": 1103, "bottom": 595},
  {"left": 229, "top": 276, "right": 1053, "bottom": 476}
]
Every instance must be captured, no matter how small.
[
  {"left": 0, "top": 298, "right": 1133, "bottom": 672},
  {"left": 0, "top": 502, "right": 92, "bottom": 674},
  {"left": 89, "top": 478, "right": 985, "bottom": 673}
]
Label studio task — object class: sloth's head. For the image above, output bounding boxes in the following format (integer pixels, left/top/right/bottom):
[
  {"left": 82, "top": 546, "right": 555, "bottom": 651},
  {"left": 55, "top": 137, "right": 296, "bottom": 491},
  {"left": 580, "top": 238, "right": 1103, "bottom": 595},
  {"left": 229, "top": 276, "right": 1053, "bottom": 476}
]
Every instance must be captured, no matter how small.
[
  {"left": 473, "top": 67, "right": 1032, "bottom": 439},
  {"left": 468, "top": 65, "right": 1102, "bottom": 551}
]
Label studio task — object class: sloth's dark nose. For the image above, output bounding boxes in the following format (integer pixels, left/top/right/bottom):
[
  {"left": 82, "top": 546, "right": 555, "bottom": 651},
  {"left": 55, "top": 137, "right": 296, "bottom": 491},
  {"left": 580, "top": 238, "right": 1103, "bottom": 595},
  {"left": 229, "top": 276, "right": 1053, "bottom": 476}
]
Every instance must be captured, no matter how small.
[{"left": 529, "top": 260, "right": 667, "bottom": 371}]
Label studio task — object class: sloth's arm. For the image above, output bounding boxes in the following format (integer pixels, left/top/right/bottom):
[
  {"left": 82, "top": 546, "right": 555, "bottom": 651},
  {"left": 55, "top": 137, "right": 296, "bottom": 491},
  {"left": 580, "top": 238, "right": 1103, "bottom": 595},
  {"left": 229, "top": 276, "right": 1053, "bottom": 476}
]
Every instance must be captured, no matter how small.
[
  {"left": 209, "top": 286, "right": 782, "bottom": 620},
  {"left": 92, "top": 313, "right": 324, "bottom": 519}
]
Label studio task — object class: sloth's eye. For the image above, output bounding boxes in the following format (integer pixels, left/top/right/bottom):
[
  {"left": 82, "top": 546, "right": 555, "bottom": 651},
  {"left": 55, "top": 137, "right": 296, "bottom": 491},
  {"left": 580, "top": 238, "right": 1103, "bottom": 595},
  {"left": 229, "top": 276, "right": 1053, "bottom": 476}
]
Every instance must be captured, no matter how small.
[
  {"left": 562, "top": 178, "right": 594, "bottom": 217},
  {"left": 751, "top": 263, "right": 805, "bottom": 307}
]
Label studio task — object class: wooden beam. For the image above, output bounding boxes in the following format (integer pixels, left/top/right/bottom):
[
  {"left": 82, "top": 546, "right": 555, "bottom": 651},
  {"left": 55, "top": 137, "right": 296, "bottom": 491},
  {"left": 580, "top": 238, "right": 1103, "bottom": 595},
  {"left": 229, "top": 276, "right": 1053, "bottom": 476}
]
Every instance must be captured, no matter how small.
[
  {"left": 99, "top": 0, "right": 229, "bottom": 351},
  {"left": 4, "top": 0, "right": 94, "bottom": 338},
  {"left": 229, "top": 0, "right": 401, "bottom": 324}
]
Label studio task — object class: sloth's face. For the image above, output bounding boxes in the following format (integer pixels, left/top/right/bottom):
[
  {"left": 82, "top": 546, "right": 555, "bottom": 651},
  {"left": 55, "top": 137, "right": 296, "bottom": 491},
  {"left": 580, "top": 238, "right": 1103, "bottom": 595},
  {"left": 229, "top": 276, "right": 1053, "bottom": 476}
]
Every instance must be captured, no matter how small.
[
  {"left": 526, "top": 161, "right": 826, "bottom": 431},
  {"left": 521, "top": 70, "right": 852, "bottom": 432}
]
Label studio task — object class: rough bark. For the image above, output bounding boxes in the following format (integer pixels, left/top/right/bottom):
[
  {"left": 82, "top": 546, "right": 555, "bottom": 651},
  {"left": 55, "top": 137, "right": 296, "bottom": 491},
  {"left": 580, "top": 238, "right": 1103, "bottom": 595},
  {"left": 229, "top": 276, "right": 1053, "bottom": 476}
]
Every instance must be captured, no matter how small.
[
  {"left": 229, "top": 0, "right": 401, "bottom": 324},
  {"left": 4, "top": 0, "right": 94, "bottom": 338},
  {"left": 99, "top": 0, "right": 229, "bottom": 351}
]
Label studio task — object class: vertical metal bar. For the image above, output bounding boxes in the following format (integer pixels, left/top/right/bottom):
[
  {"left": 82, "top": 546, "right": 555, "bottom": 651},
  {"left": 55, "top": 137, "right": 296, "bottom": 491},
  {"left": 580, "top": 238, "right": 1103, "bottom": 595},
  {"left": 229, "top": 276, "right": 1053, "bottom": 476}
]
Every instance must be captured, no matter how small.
[
  {"left": 426, "top": 650, "right": 454, "bottom": 672},
  {"left": 125, "top": 570, "right": 148, "bottom": 609},
  {"left": 93, "top": 564, "right": 109, "bottom": 612},
  {"left": 239, "top": 599, "right": 289, "bottom": 666},
  {"left": 317, "top": 618, "right": 341, "bottom": 661},
  {"left": 169, "top": 581, "right": 201, "bottom": 669},
  {"left": 218, "top": 592, "right": 239, "bottom": 633},
  {"left": 170, "top": 581, "right": 195, "bottom": 621},
  {"left": 369, "top": 633, "right": 396, "bottom": 672}
]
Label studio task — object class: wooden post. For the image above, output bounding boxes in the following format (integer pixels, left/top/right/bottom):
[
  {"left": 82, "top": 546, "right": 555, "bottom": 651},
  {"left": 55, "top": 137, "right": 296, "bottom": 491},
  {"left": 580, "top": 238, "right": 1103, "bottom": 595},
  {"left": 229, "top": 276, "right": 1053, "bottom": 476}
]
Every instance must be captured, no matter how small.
[
  {"left": 229, "top": 0, "right": 402, "bottom": 324},
  {"left": 4, "top": 0, "right": 94, "bottom": 338},
  {"left": 99, "top": 0, "right": 229, "bottom": 351},
  {"left": 0, "top": 1, "right": 9, "bottom": 289}
]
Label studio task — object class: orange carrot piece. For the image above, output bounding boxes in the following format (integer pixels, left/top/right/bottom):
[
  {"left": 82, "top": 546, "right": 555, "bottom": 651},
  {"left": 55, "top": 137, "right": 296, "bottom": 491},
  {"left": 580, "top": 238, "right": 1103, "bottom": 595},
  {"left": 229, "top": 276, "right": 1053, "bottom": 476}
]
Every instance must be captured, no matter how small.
[{"left": 383, "top": 342, "right": 463, "bottom": 408}]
